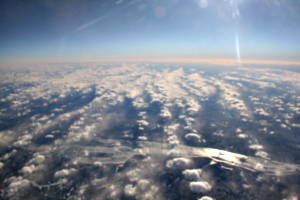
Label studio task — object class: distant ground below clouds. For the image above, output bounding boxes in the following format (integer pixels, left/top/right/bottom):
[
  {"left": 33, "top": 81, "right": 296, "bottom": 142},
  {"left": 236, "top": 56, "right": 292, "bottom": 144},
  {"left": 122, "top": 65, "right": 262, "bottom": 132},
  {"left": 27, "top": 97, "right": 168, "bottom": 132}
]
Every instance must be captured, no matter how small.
[{"left": 0, "top": 62, "right": 300, "bottom": 200}]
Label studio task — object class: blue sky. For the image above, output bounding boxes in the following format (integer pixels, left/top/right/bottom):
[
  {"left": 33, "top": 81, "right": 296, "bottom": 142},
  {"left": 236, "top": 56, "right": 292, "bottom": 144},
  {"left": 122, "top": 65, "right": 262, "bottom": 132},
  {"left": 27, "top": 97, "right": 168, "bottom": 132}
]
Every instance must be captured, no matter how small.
[{"left": 1, "top": 0, "right": 300, "bottom": 63}]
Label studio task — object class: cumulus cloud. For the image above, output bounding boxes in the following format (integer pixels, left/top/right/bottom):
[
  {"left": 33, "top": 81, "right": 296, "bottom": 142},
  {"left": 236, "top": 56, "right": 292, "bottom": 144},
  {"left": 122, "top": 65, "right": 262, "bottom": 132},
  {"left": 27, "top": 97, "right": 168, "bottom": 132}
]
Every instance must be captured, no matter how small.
[
  {"left": 124, "top": 180, "right": 158, "bottom": 200},
  {"left": 12, "top": 134, "right": 33, "bottom": 147},
  {"left": 249, "top": 144, "right": 264, "bottom": 150},
  {"left": 182, "top": 169, "right": 202, "bottom": 181},
  {"left": 238, "top": 134, "right": 248, "bottom": 138},
  {"left": 124, "top": 184, "right": 136, "bottom": 197},
  {"left": 160, "top": 107, "right": 172, "bottom": 119},
  {"left": 138, "top": 136, "right": 148, "bottom": 140},
  {"left": 166, "top": 158, "right": 192, "bottom": 170},
  {"left": 20, "top": 165, "right": 36, "bottom": 174},
  {"left": 132, "top": 97, "right": 149, "bottom": 108},
  {"left": 189, "top": 181, "right": 212, "bottom": 193},
  {"left": 93, "top": 161, "right": 102, "bottom": 167},
  {"left": 185, "top": 133, "right": 201, "bottom": 142},
  {"left": 167, "top": 135, "right": 179, "bottom": 146},
  {"left": 137, "top": 120, "right": 149, "bottom": 127},
  {"left": 29, "top": 154, "right": 45, "bottom": 165},
  {"left": 54, "top": 168, "right": 76, "bottom": 178},
  {"left": 4, "top": 176, "right": 30, "bottom": 198},
  {"left": 199, "top": 196, "right": 214, "bottom": 200},
  {"left": 255, "top": 151, "right": 269, "bottom": 159},
  {"left": 255, "top": 163, "right": 264, "bottom": 171}
]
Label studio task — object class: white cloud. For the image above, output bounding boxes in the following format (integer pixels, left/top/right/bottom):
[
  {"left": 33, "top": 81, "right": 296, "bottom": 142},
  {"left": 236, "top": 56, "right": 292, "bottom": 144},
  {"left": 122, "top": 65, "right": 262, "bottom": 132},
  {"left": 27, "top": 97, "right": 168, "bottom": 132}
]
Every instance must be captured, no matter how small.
[
  {"left": 4, "top": 176, "right": 30, "bottom": 197},
  {"left": 160, "top": 107, "right": 172, "bottom": 118},
  {"left": 2, "top": 149, "right": 17, "bottom": 160},
  {"left": 282, "top": 195, "right": 298, "bottom": 200},
  {"left": 124, "top": 180, "right": 158, "bottom": 200},
  {"left": 126, "top": 168, "right": 142, "bottom": 182},
  {"left": 132, "top": 97, "right": 149, "bottom": 108},
  {"left": 54, "top": 168, "right": 76, "bottom": 178},
  {"left": 20, "top": 165, "right": 36, "bottom": 174},
  {"left": 255, "top": 163, "right": 264, "bottom": 171},
  {"left": 254, "top": 108, "right": 269, "bottom": 116},
  {"left": 93, "top": 161, "right": 102, "bottom": 167},
  {"left": 281, "top": 124, "right": 287, "bottom": 128},
  {"left": 137, "top": 120, "right": 149, "bottom": 127},
  {"left": 238, "top": 134, "right": 248, "bottom": 139},
  {"left": 138, "top": 136, "right": 148, "bottom": 141},
  {"left": 166, "top": 158, "right": 192, "bottom": 169},
  {"left": 255, "top": 151, "right": 269, "bottom": 159},
  {"left": 137, "top": 179, "right": 150, "bottom": 191},
  {"left": 167, "top": 149, "right": 180, "bottom": 157},
  {"left": 236, "top": 128, "right": 242, "bottom": 133},
  {"left": 189, "top": 181, "right": 211, "bottom": 193},
  {"left": 167, "top": 135, "right": 179, "bottom": 146},
  {"left": 213, "top": 130, "right": 224, "bottom": 137},
  {"left": 199, "top": 196, "right": 214, "bottom": 200},
  {"left": 29, "top": 154, "right": 45, "bottom": 165},
  {"left": 185, "top": 133, "right": 201, "bottom": 142},
  {"left": 124, "top": 184, "right": 136, "bottom": 197},
  {"left": 249, "top": 144, "right": 264, "bottom": 150},
  {"left": 182, "top": 169, "right": 202, "bottom": 181}
]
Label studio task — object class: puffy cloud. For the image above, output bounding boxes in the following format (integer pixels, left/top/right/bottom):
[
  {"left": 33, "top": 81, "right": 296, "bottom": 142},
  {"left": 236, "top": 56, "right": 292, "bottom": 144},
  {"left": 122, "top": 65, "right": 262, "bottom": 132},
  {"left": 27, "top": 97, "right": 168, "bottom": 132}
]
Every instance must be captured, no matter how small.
[
  {"left": 160, "top": 107, "right": 171, "bottom": 119},
  {"left": 137, "top": 179, "right": 150, "bottom": 191},
  {"left": 2, "top": 149, "right": 17, "bottom": 161},
  {"left": 255, "top": 163, "right": 264, "bottom": 171},
  {"left": 29, "top": 154, "right": 45, "bottom": 165},
  {"left": 254, "top": 108, "right": 269, "bottom": 116},
  {"left": 20, "top": 165, "right": 36, "bottom": 174},
  {"left": 124, "top": 184, "right": 136, "bottom": 197},
  {"left": 236, "top": 128, "right": 242, "bottom": 133},
  {"left": 4, "top": 176, "right": 30, "bottom": 197},
  {"left": 199, "top": 196, "right": 214, "bottom": 200},
  {"left": 182, "top": 169, "right": 202, "bottom": 181},
  {"left": 167, "top": 135, "right": 179, "bottom": 146},
  {"left": 249, "top": 144, "right": 264, "bottom": 150},
  {"left": 189, "top": 181, "right": 212, "bottom": 193},
  {"left": 93, "top": 161, "right": 102, "bottom": 167},
  {"left": 186, "top": 98, "right": 201, "bottom": 116},
  {"left": 126, "top": 168, "right": 143, "bottom": 182},
  {"left": 137, "top": 120, "right": 149, "bottom": 127},
  {"left": 12, "top": 134, "right": 32, "bottom": 147},
  {"left": 138, "top": 136, "right": 148, "bottom": 140},
  {"left": 124, "top": 180, "right": 158, "bottom": 200},
  {"left": 238, "top": 134, "right": 248, "bottom": 138},
  {"left": 255, "top": 151, "right": 269, "bottom": 159},
  {"left": 166, "top": 158, "right": 192, "bottom": 169},
  {"left": 165, "top": 123, "right": 180, "bottom": 135},
  {"left": 167, "top": 149, "right": 180, "bottom": 157},
  {"left": 282, "top": 195, "right": 298, "bottom": 200},
  {"left": 185, "top": 133, "right": 201, "bottom": 142},
  {"left": 132, "top": 97, "right": 149, "bottom": 108},
  {"left": 54, "top": 168, "right": 76, "bottom": 178}
]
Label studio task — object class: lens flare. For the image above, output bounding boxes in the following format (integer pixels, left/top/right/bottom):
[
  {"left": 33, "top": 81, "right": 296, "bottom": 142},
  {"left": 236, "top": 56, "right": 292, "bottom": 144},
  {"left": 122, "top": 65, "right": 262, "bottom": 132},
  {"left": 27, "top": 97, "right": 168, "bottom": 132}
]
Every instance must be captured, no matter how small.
[{"left": 235, "top": 32, "right": 241, "bottom": 66}]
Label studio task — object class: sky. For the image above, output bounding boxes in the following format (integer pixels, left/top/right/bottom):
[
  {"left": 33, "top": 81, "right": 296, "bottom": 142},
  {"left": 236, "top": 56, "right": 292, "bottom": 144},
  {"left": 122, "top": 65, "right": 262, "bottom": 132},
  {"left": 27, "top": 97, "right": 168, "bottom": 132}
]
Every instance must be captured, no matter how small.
[{"left": 0, "top": 0, "right": 300, "bottom": 64}]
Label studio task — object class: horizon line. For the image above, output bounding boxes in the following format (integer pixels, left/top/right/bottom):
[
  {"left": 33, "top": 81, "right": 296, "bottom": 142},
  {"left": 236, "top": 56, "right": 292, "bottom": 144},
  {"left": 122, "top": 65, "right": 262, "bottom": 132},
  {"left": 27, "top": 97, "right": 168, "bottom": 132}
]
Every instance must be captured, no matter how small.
[{"left": 1, "top": 57, "right": 300, "bottom": 67}]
